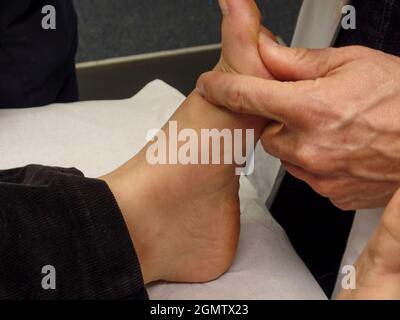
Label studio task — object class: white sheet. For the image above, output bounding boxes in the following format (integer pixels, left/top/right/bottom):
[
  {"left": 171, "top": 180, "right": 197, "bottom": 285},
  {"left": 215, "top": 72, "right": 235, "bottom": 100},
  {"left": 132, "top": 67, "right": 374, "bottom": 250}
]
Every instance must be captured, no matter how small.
[{"left": 0, "top": 80, "right": 326, "bottom": 300}]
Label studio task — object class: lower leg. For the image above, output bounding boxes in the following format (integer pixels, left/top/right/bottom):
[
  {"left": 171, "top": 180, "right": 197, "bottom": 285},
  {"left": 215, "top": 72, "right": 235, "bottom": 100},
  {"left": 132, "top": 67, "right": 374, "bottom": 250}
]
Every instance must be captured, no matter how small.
[
  {"left": 102, "top": 90, "right": 266, "bottom": 284},
  {"left": 101, "top": 0, "right": 274, "bottom": 284}
]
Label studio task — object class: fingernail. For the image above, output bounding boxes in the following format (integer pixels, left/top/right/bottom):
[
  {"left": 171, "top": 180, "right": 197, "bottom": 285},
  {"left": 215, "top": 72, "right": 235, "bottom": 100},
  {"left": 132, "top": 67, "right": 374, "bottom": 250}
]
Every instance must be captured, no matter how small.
[
  {"left": 259, "top": 31, "right": 279, "bottom": 47},
  {"left": 218, "top": 0, "right": 229, "bottom": 15}
]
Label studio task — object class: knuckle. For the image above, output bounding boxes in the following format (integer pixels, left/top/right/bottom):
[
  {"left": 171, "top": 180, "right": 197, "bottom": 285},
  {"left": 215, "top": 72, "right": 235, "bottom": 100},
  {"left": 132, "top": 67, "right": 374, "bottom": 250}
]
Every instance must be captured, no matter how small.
[
  {"left": 331, "top": 200, "right": 354, "bottom": 211},
  {"left": 292, "top": 48, "right": 310, "bottom": 62},
  {"left": 294, "top": 147, "right": 325, "bottom": 173},
  {"left": 198, "top": 71, "right": 212, "bottom": 85},
  {"left": 227, "top": 81, "right": 248, "bottom": 113},
  {"left": 311, "top": 180, "right": 335, "bottom": 198},
  {"left": 344, "top": 45, "right": 373, "bottom": 58},
  {"left": 316, "top": 48, "right": 336, "bottom": 74},
  {"left": 262, "top": 135, "right": 280, "bottom": 157},
  {"left": 293, "top": 147, "right": 310, "bottom": 168},
  {"left": 197, "top": 73, "right": 213, "bottom": 93}
]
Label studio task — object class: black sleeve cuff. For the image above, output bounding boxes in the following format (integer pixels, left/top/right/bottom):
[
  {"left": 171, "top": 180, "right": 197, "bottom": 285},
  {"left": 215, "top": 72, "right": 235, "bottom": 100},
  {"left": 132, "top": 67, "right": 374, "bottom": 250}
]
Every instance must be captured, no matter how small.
[
  {"left": 0, "top": 165, "right": 148, "bottom": 300},
  {"left": 64, "top": 173, "right": 149, "bottom": 300}
]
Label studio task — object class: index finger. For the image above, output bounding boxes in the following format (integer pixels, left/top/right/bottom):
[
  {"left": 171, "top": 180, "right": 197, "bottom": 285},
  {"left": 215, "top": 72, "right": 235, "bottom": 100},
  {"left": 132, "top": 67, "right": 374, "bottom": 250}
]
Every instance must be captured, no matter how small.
[{"left": 197, "top": 71, "right": 316, "bottom": 127}]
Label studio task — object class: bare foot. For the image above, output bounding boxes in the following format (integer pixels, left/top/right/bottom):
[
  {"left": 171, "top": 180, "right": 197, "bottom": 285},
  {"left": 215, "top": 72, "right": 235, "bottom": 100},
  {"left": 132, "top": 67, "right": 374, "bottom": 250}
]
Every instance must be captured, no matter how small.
[
  {"left": 337, "top": 190, "right": 400, "bottom": 300},
  {"left": 102, "top": 0, "right": 276, "bottom": 284}
]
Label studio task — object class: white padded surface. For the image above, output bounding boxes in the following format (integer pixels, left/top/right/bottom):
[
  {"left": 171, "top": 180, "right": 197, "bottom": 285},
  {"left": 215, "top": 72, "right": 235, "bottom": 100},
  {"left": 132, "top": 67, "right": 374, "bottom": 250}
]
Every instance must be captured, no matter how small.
[
  {"left": 0, "top": 80, "right": 326, "bottom": 300},
  {"left": 148, "top": 177, "right": 326, "bottom": 300}
]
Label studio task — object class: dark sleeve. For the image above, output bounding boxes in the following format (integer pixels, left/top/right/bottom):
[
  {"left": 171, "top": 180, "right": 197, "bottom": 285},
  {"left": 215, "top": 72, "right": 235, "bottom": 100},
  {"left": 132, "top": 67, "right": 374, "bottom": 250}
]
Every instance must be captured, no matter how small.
[
  {"left": 0, "top": 165, "right": 148, "bottom": 300},
  {"left": 0, "top": 0, "right": 79, "bottom": 108}
]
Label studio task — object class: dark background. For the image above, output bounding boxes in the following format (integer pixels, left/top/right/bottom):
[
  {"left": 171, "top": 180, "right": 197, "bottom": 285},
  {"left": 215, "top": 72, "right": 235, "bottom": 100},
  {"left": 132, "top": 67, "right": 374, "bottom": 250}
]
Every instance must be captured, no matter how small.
[{"left": 73, "top": 0, "right": 303, "bottom": 62}]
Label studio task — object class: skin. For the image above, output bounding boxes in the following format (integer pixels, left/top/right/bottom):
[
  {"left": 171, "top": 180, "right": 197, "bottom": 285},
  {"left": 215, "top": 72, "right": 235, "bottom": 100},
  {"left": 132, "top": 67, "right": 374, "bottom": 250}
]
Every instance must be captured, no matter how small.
[
  {"left": 198, "top": 39, "right": 400, "bottom": 211},
  {"left": 197, "top": 6, "right": 400, "bottom": 298},
  {"left": 101, "top": 0, "right": 400, "bottom": 299},
  {"left": 100, "top": 0, "right": 274, "bottom": 285},
  {"left": 337, "top": 189, "right": 400, "bottom": 299}
]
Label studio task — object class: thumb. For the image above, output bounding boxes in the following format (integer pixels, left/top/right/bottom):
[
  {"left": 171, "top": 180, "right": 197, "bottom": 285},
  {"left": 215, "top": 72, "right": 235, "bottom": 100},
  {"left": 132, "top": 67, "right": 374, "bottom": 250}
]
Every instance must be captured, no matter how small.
[{"left": 258, "top": 30, "right": 351, "bottom": 81}]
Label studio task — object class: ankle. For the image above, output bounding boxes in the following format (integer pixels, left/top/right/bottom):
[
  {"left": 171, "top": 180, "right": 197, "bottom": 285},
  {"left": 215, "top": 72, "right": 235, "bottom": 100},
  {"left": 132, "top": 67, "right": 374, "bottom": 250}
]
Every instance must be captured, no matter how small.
[{"left": 101, "top": 168, "right": 166, "bottom": 284}]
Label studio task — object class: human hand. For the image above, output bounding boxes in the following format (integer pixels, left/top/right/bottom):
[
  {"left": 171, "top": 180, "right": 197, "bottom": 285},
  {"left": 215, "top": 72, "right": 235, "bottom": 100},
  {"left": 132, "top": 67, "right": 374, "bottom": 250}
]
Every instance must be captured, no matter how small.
[
  {"left": 337, "top": 189, "right": 400, "bottom": 300},
  {"left": 198, "top": 41, "right": 400, "bottom": 210}
]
